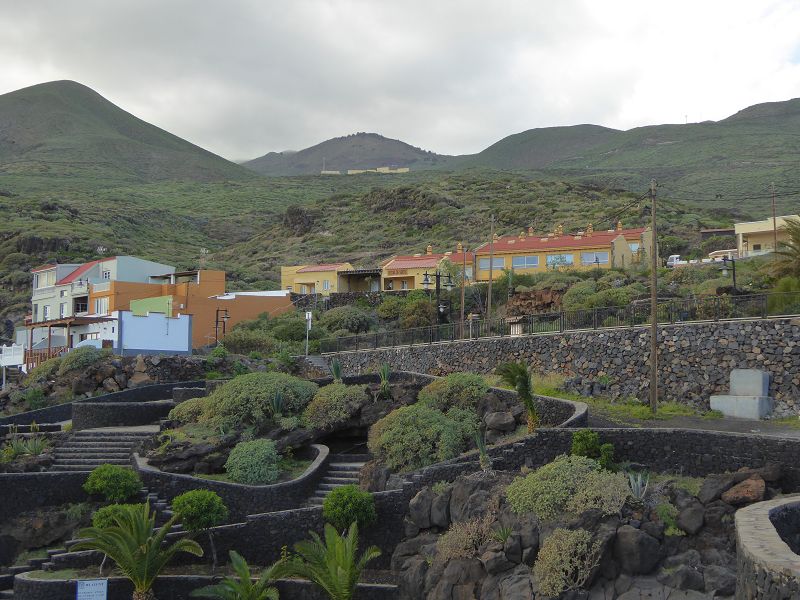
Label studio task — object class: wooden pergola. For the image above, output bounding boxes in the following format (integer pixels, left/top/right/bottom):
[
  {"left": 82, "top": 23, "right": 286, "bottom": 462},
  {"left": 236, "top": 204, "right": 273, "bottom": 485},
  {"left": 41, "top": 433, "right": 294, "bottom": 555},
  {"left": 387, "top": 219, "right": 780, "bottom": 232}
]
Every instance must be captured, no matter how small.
[{"left": 25, "top": 315, "right": 115, "bottom": 370}]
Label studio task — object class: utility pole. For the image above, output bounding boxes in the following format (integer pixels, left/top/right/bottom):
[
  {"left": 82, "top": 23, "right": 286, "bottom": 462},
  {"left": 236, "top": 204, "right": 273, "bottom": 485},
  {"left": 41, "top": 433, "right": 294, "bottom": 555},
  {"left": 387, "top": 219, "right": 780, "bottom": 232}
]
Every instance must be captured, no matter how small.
[
  {"left": 460, "top": 245, "right": 466, "bottom": 339},
  {"left": 649, "top": 179, "right": 659, "bottom": 415},
  {"left": 771, "top": 182, "right": 778, "bottom": 258},
  {"left": 487, "top": 215, "right": 495, "bottom": 333}
]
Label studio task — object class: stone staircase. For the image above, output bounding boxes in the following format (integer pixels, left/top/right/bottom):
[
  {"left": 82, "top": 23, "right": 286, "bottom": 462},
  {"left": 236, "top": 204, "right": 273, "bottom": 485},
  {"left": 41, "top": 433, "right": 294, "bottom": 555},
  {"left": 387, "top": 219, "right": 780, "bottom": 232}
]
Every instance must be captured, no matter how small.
[
  {"left": 299, "top": 355, "right": 331, "bottom": 379},
  {"left": 308, "top": 454, "right": 369, "bottom": 506},
  {"left": 0, "top": 486, "right": 177, "bottom": 597},
  {"left": 50, "top": 429, "right": 154, "bottom": 472}
]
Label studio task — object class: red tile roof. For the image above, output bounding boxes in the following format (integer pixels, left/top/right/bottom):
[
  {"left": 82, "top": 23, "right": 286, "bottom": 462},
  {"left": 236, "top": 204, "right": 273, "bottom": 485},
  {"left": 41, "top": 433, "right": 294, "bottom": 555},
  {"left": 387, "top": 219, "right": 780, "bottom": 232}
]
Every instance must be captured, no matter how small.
[
  {"left": 383, "top": 252, "right": 474, "bottom": 271},
  {"left": 475, "top": 228, "right": 647, "bottom": 254},
  {"left": 57, "top": 257, "right": 115, "bottom": 285},
  {"left": 296, "top": 263, "right": 347, "bottom": 273},
  {"left": 31, "top": 264, "right": 56, "bottom": 273}
]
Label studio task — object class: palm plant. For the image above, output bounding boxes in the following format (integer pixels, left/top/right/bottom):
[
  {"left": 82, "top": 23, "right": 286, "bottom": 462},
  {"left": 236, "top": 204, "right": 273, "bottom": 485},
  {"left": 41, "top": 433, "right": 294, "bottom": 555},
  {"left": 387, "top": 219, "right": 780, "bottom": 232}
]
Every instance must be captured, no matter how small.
[
  {"left": 72, "top": 502, "right": 203, "bottom": 600},
  {"left": 331, "top": 359, "right": 343, "bottom": 383},
  {"left": 191, "top": 551, "right": 279, "bottom": 600},
  {"left": 773, "top": 217, "right": 800, "bottom": 278},
  {"left": 378, "top": 363, "right": 391, "bottom": 399},
  {"left": 495, "top": 361, "right": 538, "bottom": 432},
  {"left": 274, "top": 523, "right": 380, "bottom": 600},
  {"left": 474, "top": 431, "right": 492, "bottom": 472}
]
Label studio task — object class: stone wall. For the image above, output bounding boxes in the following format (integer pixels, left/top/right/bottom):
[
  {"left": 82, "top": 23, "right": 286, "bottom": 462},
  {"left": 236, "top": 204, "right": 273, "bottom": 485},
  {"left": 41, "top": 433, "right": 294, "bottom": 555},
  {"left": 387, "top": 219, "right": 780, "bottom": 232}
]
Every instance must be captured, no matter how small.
[
  {"left": 72, "top": 400, "right": 175, "bottom": 430},
  {"left": 331, "top": 318, "right": 800, "bottom": 416},
  {"left": 0, "top": 472, "right": 88, "bottom": 520},
  {"left": 736, "top": 496, "right": 800, "bottom": 599},
  {"left": 134, "top": 445, "right": 330, "bottom": 520}
]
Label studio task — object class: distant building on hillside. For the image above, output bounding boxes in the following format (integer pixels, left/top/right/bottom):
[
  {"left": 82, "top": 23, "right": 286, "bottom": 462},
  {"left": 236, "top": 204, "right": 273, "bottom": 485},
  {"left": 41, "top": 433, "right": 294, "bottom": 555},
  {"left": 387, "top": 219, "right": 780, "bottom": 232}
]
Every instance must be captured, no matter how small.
[
  {"left": 735, "top": 214, "right": 799, "bottom": 257},
  {"left": 346, "top": 166, "right": 410, "bottom": 175}
]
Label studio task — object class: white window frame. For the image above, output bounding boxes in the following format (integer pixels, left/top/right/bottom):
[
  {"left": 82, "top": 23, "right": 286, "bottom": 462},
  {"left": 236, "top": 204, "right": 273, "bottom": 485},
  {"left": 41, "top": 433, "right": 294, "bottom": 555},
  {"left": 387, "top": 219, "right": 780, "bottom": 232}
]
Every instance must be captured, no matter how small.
[
  {"left": 512, "top": 255, "right": 540, "bottom": 269},
  {"left": 401, "top": 280, "right": 409, "bottom": 290},
  {"left": 59, "top": 302, "right": 67, "bottom": 318},
  {"left": 628, "top": 243, "right": 640, "bottom": 252},
  {"left": 478, "top": 257, "right": 505, "bottom": 270},
  {"left": 42, "top": 305, "right": 50, "bottom": 320},
  {"left": 546, "top": 254, "right": 575, "bottom": 268},
  {"left": 323, "top": 279, "right": 330, "bottom": 291},
  {"left": 102, "top": 270, "right": 111, "bottom": 280},
  {"left": 581, "top": 251, "right": 609, "bottom": 266},
  {"left": 94, "top": 297, "right": 109, "bottom": 315}
]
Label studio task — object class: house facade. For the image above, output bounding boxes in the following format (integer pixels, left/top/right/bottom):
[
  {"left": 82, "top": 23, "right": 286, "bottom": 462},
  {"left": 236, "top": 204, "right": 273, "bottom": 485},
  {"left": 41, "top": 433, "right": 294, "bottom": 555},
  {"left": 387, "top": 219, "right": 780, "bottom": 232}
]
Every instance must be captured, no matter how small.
[
  {"left": 735, "top": 214, "right": 799, "bottom": 257},
  {"left": 380, "top": 244, "right": 474, "bottom": 291},
  {"left": 473, "top": 223, "right": 653, "bottom": 281},
  {"left": 280, "top": 263, "right": 356, "bottom": 295}
]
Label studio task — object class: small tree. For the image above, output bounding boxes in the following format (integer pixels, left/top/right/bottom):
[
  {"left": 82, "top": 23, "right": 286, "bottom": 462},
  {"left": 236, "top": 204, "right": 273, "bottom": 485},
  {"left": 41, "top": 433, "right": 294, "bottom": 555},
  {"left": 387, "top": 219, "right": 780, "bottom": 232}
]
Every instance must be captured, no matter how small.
[
  {"left": 83, "top": 464, "right": 142, "bottom": 503},
  {"left": 322, "top": 485, "right": 376, "bottom": 533},
  {"left": 72, "top": 503, "right": 202, "bottom": 600},
  {"left": 191, "top": 550, "right": 279, "bottom": 600},
  {"left": 495, "top": 362, "right": 539, "bottom": 432},
  {"left": 172, "top": 490, "right": 229, "bottom": 573},
  {"left": 773, "top": 217, "right": 800, "bottom": 278},
  {"left": 274, "top": 523, "right": 380, "bottom": 600}
]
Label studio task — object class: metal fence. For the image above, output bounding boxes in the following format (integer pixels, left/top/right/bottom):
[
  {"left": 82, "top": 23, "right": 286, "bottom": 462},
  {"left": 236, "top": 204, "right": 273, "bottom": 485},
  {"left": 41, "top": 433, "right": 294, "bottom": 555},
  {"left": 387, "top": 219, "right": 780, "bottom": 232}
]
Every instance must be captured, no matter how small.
[{"left": 319, "top": 291, "right": 800, "bottom": 354}]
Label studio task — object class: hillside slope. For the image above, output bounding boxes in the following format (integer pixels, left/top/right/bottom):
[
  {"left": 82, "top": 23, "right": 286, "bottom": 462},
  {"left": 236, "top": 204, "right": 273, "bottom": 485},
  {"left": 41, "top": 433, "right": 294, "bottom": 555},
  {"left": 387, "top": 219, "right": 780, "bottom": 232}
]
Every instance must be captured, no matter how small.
[
  {"left": 244, "top": 132, "right": 451, "bottom": 175},
  {"left": 0, "top": 80, "right": 254, "bottom": 183}
]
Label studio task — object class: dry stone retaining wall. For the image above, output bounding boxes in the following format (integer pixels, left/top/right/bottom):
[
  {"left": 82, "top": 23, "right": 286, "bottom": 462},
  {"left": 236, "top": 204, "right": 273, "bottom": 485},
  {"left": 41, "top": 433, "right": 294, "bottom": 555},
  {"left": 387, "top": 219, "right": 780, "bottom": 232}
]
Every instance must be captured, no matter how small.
[{"left": 331, "top": 318, "right": 800, "bottom": 416}]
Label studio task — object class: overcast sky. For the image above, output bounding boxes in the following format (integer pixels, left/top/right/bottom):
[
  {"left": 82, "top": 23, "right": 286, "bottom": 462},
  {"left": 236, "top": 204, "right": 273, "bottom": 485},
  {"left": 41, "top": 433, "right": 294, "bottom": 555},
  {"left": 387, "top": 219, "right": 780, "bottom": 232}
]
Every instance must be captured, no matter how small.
[{"left": 3, "top": 1, "right": 800, "bottom": 160}]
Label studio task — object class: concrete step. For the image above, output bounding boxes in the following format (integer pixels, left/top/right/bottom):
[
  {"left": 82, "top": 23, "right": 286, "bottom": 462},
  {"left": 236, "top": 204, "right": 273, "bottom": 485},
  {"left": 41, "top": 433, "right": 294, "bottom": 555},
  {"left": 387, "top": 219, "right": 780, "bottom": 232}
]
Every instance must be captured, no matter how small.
[
  {"left": 328, "top": 463, "right": 364, "bottom": 471},
  {"left": 0, "top": 574, "right": 13, "bottom": 590},
  {"left": 51, "top": 458, "right": 129, "bottom": 466},
  {"left": 47, "top": 465, "right": 98, "bottom": 472},
  {"left": 0, "top": 588, "right": 14, "bottom": 598},
  {"left": 55, "top": 451, "right": 131, "bottom": 459},
  {"left": 318, "top": 482, "right": 356, "bottom": 491},
  {"left": 6, "top": 566, "right": 31, "bottom": 576},
  {"left": 321, "top": 476, "right": 359, "bottom": 484}
]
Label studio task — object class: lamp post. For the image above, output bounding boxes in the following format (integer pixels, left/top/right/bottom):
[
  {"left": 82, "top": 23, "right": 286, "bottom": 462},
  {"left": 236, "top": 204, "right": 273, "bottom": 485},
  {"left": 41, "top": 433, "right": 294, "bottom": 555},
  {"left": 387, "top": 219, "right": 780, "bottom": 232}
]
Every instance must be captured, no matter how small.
[
  {"left": 422, "top": 270, "right": 454, "bottom": 324},
  {"left": 721, "top": 256, "right": 737, "bottom": 292},
  {"left": 214, "top": 308, "right": 230, "bottom": 344}
]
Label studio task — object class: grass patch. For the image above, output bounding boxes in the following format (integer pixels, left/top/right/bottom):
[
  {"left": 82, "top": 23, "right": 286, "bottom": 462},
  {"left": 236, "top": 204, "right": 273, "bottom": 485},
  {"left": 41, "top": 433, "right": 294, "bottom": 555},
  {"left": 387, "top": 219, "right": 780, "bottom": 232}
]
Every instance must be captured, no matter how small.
[
  {"left": 702, "top": 410, "right": 724, "bottom": 420},
  {"left": 771, "top": 416, "right": 800, "bottom": 430},
  {"left": 582, "top": 397, "right": 699, "bottom": 421},
  {"left": 195, "top": 456, "right": 312, "bottom": 484},
  {"left": 26, "top": 569, "right": 79, "bottom": 580},
  {"left": 13, "top": 548, "right": 49, "bottom": 566},
  {"left": 651, "top": 473, "right": 704, "bottom": 497}
]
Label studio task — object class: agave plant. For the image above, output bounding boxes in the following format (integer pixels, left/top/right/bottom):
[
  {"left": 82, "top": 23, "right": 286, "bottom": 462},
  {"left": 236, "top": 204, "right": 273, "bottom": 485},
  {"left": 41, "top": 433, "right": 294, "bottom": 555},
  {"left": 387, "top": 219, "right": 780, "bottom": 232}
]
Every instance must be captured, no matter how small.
[
  {"left": 331, "top": 359, "right": 343, "bottom": 383},
  {"left": 191, "top": 551, "right": 279, "bottom": 600},
  {"left": 378, "top": 363, "right": 391, "bottom": 399},
  {"left": 627, "top": 471, "right": 650, "bottom": 502},
  {"left": 495, "top": 361, "right": 539, "bottom": 432},
  {"left": 72, "top": 502, "right": 203, "bottom": 600},
  {"left": 270, "top": 391, "right": 285, "bottom": 418},
  {"left": 274, "top": 523, "right": 380, "bottom": 600},
  {"left": 474, "top": 431, "right": 492, "bottom": 472}
]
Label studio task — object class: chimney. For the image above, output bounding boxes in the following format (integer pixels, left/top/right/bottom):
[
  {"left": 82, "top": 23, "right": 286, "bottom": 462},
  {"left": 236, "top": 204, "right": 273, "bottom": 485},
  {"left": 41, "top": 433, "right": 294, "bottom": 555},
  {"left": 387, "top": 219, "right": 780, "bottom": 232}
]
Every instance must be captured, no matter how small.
[
  {"left": 527, "top": 226, "right": 534, "bottom": 235},
  {"left": 456, "top": 241, "right": 463, "bottom": 253},
  {"left": 616, "top": 220, "right": 623, "bottom": 231},
  {"left": 556, "top": 224, "right": 564, "bottom": 236},
  {"left": 586, "top": 223, "right": 593, "bottom": 236},
  {"left": 426, "top": 244, "right": 433, "bottom": 255}
]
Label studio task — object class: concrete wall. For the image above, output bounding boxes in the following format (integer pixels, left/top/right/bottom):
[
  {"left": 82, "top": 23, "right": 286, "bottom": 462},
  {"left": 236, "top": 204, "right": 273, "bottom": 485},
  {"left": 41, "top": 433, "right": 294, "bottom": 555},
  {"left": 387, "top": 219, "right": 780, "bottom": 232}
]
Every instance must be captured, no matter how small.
[
  {"left": 331, "top": 318, "right": 800, "bottom": 417},
  {"left": 116, "top": 311, "right": 192, "bottom": 355}
]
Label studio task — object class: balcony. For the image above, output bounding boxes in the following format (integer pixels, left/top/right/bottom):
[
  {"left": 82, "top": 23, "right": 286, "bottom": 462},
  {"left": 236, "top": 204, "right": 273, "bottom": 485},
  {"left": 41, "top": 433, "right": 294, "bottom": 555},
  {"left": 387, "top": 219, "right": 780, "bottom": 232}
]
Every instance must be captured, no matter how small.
[{"left": 91, "top": 281, "right": 111, "bottom": 293}]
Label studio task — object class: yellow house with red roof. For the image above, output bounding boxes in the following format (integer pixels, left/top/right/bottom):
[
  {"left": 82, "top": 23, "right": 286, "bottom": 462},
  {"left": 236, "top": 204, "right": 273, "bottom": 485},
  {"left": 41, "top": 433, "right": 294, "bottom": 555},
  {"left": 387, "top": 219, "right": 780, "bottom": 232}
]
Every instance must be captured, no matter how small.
[
  {"left": 474, "top": 222, "right": 653, "bottom": 281},
  {"left": 380, "top": 244, "right": 475, "bottom": 291},
  {"left": 280, "top": 263, "right": 358, "bottom": 295}
]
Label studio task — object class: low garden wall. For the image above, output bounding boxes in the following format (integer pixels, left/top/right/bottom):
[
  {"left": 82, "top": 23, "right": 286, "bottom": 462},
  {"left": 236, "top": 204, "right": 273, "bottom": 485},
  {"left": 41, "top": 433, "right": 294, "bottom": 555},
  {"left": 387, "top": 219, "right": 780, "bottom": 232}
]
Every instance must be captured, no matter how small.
[
  {"left": 0, "top": 380, "right": 206, "bottom": 426},
  {"left": 134, "top": 444, "right": 331, "bottom": 521},
  {"left": 72, "top": 400, "right": 175, "bottom": 430},
  {"left": 770, "top": 498, "right": 800, "bottom": 555},
  {"left": 329, "top": 317, "right": 800, "bottom": 416},
  {"left": 0, "top": 472, "right": 88, "bottom": 520},
  {"left": 736, "top": 496, "right": 800, "bottom": 599},
  {"left": 13, "top": 571, "right": 397, "bottom": 600}
]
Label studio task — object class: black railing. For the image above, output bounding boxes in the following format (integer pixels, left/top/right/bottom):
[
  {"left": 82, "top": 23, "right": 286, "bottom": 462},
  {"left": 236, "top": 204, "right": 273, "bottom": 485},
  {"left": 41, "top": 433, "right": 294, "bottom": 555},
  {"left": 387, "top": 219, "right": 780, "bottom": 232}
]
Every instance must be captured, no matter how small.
[{"left": 319, "top": 292, "right": 800, "bottom": 353}]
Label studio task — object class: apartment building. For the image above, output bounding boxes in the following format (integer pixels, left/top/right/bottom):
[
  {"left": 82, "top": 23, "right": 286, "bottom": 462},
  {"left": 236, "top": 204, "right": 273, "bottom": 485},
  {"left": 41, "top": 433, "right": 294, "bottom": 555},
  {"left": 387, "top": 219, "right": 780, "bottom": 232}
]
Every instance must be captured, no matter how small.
[{"left": 735, "top": 214, "right": 799, "bottom": 257}]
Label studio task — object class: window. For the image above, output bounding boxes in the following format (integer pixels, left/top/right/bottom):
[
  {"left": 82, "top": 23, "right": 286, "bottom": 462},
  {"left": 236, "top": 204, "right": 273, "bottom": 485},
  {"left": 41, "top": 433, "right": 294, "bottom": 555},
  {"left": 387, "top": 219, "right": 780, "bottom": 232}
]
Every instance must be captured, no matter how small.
[
  {"left": 323, "top": 279, "right": 330, "bottom": 291},
  {"left": 629, "top": 243, "right": 640, "bottom": 252},
  {"left": 59, "top": 303, "right": 68, "bottom": 318},
  {"left": 300, "top": 285, "right": 308, "bottom": 294},
  {"left": 464, "top": 267, "right": 473, "bottom": 281},
  {"left": 33, "top": 304, "right": 39, "bottom": 321},
  {"left": 401, "top": 280, "right": 409, "bottom": 290},
  {"left": 94, "top": 297, "right": 109, "bottom": 315},
  {"left": 34, "top": 270, "right": 55, "bottom": 289},
  {"left": 478, "top": 257, "right": 505, "bottom": 270},
  {"left": 753, "top": 244, "right": 762, "bottom": 251},
  {"left": 581, "top": 251, "right": 609, "bottom": 266},
  {"left": 385, "top": 280, "right": 394, "bottom": 290},
  {"left": 511, "top": 255, "right": 540, "bottom": 269},
  {"left": 42, "top": 305, "right": 50, "bottom": 320},
  {"left": 60, "top": 289, "right": 67, "bottom": 297},
  {"left": 546, "top": 254, "right": 575, "bottom": 268},
  {"left": 102, "top": 270, "right": 111, "bottom": 280}
]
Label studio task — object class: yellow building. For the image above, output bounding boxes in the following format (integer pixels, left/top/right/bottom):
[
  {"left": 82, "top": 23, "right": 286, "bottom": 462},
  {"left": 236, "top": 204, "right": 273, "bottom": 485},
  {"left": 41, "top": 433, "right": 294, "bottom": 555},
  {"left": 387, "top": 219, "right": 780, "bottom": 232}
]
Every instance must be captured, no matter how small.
[
  {"left": 735, "top": 214, "right": 799, "bottom": 257},
  {"left": 380, "top": 244, "right": 474, "bottom": 291},
  {"left": 474, "top": 222, "right": 653, "bottom": 281}
]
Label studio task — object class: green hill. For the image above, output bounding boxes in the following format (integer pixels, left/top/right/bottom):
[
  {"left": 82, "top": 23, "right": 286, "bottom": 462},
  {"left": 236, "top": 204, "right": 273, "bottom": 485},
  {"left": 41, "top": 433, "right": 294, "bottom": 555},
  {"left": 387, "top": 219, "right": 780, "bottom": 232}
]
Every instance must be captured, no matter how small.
[
  {"left": 243, "top": 132, "right": 452, "bottom": 175},
  {"left": 0, "top": 80, "right": 254, "bottom": 184}
]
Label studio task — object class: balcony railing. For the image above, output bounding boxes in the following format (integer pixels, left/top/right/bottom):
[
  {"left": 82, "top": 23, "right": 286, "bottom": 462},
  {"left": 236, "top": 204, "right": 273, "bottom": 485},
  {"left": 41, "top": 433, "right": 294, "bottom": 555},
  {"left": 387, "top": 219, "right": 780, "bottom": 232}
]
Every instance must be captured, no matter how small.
[{"left": 319, "top": 291, "right": 800, "bottom": 353}]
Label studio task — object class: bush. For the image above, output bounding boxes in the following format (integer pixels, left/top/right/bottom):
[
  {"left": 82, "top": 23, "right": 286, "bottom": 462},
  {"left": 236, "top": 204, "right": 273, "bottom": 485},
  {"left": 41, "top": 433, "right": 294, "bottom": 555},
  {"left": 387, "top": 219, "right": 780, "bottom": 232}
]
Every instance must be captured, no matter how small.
[
  {"left": 435, "top": 513, "right": 495, "bottom": 563},
  {"left": 376, "top": 296, "right": 406, "bottom": 320},
  {"left": 534, "top": 528, "right": 601, "bottom": 597},
  {"left": 222, "top": 329, "right": 278, "bottom": 355},
  {"left": 320, "top": 306, "right": 373, "bottom": 334},
  {"left": 168, "top": 396, "right": 210, "bottom": 424},
  {"left": 566, "top": 470, "right": 629, "bottom": 516},
  {"left": 224, "top": 439, "right": 280, "bottom": 484},
  {"left": 24, "top": 388, "right": 48, "bottom": 410},
  {"left": 92, "top": 503, "right": 144, "bottom": 528},
  {"left": 198, "top": 372, "right": 318, "bottom": 429},
  {"left": 506, "top": 455, "right": 599, "bottom": 520},
  {"left": 368, "top": 403, "right": 478, "bottom": 472},
  {"left": 304, "top": 383, "right": 368, "bottom": 430},
  {"left": 209, "top": 344, "right": 229, "bottom": 359},
  {"left": 172, "top": 490, "right": 229, "bottom": 532},
  {"left": 322, "top": 484, "right": 376, "bottom": 532},
  {"left": 417, "top": 372, "right": 488, "bottom": 411},
  {"left": 24, "top": 357, "right": 61, "bottom": 383},
  {"left": 571, "top": 430, "right": 615, "bottom": 470},
  {"left": 399, "top": 298, "right": 437, "bottom": 328},
  {"left": 57, "top": 347, "right": 111, "bottom": 376},
  {"left": 83, "top": 464, "right": 142, "bottom": 502},
  {"left": 655, "top": 501, "right": 684, "bottom": 536}
]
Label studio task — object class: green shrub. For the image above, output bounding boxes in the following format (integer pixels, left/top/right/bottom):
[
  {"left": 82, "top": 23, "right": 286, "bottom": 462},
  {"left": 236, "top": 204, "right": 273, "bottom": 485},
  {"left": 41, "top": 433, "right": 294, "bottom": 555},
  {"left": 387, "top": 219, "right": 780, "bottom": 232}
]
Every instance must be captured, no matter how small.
[
  {"left": 319, "top": 306, "right": 373, "bottom": 334},
  {"left": 571, "top": 430, "right": 615, "bottom": 470},
  {"left": 598, "top": 443, "right": 615, "bottom": 471},
  {"left": 57, "top": 347, "right": 111, "bottom": 376},
  {"left": 92, "top": 503, "right": 143, "bottom": 528},
  {"left": 223, "top": 329, "right": 278, "bottom": 355},
  {"left": 655, "top": 501, "right": 684, "bottom": 536},
  {"left": 24, "top": 357, "right": 62, "bottom": 383},
  {"left": 83, "top": 464, "right": 142, "bottom": 502},
  {"left": 198, "top": 372, "right": 318, "bottom": 430},
  {"left": 436, "top": 513, "right": 495, "bottom": 563},
  {"left": 376, "top": 296, "right": 406, "bottom": 320},
  {"left": 248, "top": 351, "right": 263, "bottom": 360},
  {"left": 172, "top": 490, "right": 229, "bottom": 531},
  {"left": 322, "top": 484, "right": 376, "bottom": 532},
  {"left": 304, "top": 383, "right": 368, "bottom": 430},
  {"left": 399, "top": 298, "right": 437, "bottom": 328},
  {"left": 506, "top": 454, "right": 599, "bottom": 520},
  {"left": 168, "top": 396, "right": 210, "bottom": 424},
  {"left": 533, "top": 528, "right": 601, "bottom": 597},
  {"left": 417, "top": 372, "right": 488, "bottom": 411},
  {"left": 224, "top": 439, "right": 280, "bottom": 485},
  {"left": 562, "top": 280, "right": 597, "bottom": 310},
  {"left": 24, "top": 388, "right": 48, "bottom": 410},
  {"left": 209, "top": 344, "right": 229, "bottom": 359},
  {"left": 368, "top": 403, "right": 478, "bottom": 472},
  {"left": 566, "top": 470, "right": 629, "bottom": 515}
]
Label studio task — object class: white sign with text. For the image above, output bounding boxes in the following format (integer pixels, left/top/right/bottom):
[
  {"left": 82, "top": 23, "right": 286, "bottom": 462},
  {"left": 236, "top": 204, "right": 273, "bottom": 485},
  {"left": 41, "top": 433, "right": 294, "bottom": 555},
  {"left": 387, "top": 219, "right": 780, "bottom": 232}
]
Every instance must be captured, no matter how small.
[{"left": 77, "top": 579, "right": 108, "bottom": 600}]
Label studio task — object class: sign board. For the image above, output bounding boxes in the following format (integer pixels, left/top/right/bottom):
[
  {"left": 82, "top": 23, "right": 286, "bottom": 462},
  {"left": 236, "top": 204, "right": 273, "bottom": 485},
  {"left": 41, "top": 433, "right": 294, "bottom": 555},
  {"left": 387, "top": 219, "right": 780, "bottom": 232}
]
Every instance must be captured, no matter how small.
[
  {"left": 77, "top": 579, "right": 108, "bottom": 600},
  {"left": 305, "top": 311, "right": 312, "bottom": 331}
]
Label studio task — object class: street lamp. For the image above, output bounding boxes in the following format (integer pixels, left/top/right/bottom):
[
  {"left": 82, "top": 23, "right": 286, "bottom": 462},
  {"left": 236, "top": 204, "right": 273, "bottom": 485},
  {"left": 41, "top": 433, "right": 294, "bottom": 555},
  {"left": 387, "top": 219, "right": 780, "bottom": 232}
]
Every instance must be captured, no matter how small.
[
  {"left": 214, "top": 308, "right": 230, "bottom": 344},
  {"left": 422, "top": 271, "right": 454, "bottom": 324},
  {"left": 721, "top": 256, "right": 737, "bottom": 292}
]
